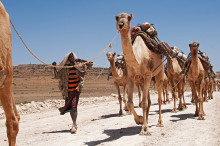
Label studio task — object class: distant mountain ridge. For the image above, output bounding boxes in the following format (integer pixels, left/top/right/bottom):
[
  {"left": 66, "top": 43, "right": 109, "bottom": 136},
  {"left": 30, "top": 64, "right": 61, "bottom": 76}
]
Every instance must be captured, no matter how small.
[{"left": 13, "top": 64, "right": 109, "bottom": 76}]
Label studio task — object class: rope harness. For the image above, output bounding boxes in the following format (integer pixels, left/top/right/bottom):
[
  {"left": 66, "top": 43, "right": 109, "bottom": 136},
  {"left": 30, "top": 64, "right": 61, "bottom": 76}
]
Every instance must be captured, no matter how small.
[{"left": 10, "top": 19, "right": 119, "bottom": 69}]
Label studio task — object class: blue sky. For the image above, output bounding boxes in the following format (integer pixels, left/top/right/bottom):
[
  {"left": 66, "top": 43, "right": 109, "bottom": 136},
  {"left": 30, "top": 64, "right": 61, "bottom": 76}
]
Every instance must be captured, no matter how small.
[{"left": 2, "top": 0, "right": 220, "bottom": 71}]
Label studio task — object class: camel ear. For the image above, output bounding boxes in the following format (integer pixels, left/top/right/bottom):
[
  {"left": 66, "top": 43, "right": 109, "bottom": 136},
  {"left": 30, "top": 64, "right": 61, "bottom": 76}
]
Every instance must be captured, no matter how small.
[
  {"left": 128, "top": 13, "right": 133, "bottom": 21},
  {"left": 115, "top": 15, "right": 119, "bottom": 21}
]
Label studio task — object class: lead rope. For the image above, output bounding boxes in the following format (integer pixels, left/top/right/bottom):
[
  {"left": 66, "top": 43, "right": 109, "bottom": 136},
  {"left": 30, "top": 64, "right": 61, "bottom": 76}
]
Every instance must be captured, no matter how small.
[{"left": 10, "top": 19, "right": 119, "bottom": 68}]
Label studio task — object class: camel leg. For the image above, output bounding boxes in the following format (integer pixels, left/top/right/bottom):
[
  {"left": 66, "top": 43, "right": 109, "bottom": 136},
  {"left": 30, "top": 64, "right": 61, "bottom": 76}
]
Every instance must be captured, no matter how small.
[
  {"left": 182, "top": 78, "right": 187, "bottom": 108},
  {"left": 203, "top": 80, "right": 208, "bottom": 102},
  {"left": 197, "top": 80, "right": 205, "bottom": 120},
  {"left": 146, "top": 90, "right": 151, "bottom": 123},
  {"left": 170, "top": 81, "right": 177, "bottom": 113},
  {"left": 136, "top": 84, "right": 142, "bottom": 107},
  {"left": 155, "top": 74, "right": 164, "bottom": 127},
  {"left": 123, "top": 85, "right": 129, "bottom": 112},
  {"left": 0, "top": 86, "right": 19, "bottom": 146},
  {"left": 162, "top": 88, "right": 166, "bottom": 104},
  {"left": 165, "top": 84, "right": 170, "bottom": 104},
  {"left": 115, "top": 84, "right": 123, "bottom": 116},
  {"left": 191, "top": 89, "right": 195, "bottom": 104},
  {"left": 140, "top": 74, "right": 151, "bottom": 135},
  {"left": 177, "top": 81, "right": 184, "bottom": 111},
  {"left": 127, "top": 77, "right": 143, "bottom": 125},
  {"left": 189, "top": 81, "right": 199, "bottom": 116}
]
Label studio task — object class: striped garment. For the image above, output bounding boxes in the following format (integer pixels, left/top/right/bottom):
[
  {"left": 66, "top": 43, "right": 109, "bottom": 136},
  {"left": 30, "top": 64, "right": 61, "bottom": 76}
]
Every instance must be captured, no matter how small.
[{"left": 68, "top": 67, "right": 80, "bottom": 92}]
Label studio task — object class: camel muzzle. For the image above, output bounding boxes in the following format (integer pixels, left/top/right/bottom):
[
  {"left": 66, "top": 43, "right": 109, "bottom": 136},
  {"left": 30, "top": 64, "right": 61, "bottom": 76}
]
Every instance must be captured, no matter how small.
[{"left": 119, "top": 22, "right": 124, "bottom": 29}]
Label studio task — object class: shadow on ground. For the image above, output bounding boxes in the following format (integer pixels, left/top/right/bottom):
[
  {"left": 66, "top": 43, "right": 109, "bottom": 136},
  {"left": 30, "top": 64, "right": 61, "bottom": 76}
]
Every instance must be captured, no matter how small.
[
  {"left": 42, "top": 129, "right": 70, "bottom": 134},
  {"left": 85, "top": 126, "right": 141, "bottom": 146},
  {"left": 170, "top": 113, "right": 195, "bottom": 122},
  {"left": 155, "top": 108, "right": 172, "bottom": 114},
  {"left": 91, "top": 113, "right": 119, "bottom": 121}
]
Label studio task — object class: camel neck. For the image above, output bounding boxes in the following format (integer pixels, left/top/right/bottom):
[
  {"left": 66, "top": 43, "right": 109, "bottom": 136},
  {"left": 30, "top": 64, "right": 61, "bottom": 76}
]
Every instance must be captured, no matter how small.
[
  {"left": 120, "top": 31, "right": 139, "bottom": 68},
  {"left": 109, "top": 60, "right": 121, "bottom": 79},
  {"left": 167, "top": 56, "right": 174, "bottom": 73},
  {"left": 191, "top": 51, "right": 199, "bottom": 75}
]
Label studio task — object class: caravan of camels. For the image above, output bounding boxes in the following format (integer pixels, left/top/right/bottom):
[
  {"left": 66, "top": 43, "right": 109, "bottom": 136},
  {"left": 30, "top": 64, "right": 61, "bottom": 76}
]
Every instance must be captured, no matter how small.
[{"left": 0, "top": 1, "right": 219, "bottom": 145}]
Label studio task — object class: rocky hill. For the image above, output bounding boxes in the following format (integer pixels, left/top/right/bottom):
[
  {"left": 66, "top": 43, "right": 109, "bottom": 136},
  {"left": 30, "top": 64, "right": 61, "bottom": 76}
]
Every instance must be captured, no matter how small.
[{"left": 13, "top": 64, "right": 109, "bottom": 76}]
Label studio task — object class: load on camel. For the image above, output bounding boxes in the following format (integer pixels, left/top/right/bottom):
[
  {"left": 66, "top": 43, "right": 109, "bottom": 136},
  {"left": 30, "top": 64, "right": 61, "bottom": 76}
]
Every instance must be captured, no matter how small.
[
  {"left": 106, "top": 52, "right": 144, "bottom": 116},
  {"left": 0, "top": 2, "right": 20, "bottom": 146},
  {"left": 115, "top": 13, "right": 167, "bottom": 135}
]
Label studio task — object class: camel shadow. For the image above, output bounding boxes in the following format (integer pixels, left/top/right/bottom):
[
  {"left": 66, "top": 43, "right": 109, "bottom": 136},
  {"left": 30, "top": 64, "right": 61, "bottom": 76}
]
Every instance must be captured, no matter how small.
[
  {"left": 91, "top": 113, "right": 119, "bottom": 121},
  {"left": 170, "top": 113, "right": 195, "bottom": 122},
  {"left": 42, "top": 129, "right": 70, "bottom": 134},
  {"left": 85, "top": 126, "right": 141, "bottom": 146},
  {"left": 155, "top": 109, "right": 172, "bottom": 114}
]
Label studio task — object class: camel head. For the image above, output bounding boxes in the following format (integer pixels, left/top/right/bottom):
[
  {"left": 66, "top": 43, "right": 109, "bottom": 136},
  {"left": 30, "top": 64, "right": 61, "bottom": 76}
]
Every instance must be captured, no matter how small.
[
  {"left": 106, "top": 52, "right": 116, "bottom": 62},
  {"left": 115, "top": 13, "right": 133, "bottom": 32},
  {"left": 189, "top": 41, "right": 199, "bottom": 54}
]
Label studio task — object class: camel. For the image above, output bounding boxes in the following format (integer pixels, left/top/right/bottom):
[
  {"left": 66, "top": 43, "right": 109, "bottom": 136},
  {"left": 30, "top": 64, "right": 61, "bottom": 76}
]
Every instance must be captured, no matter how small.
[
  {"left": 0, "top": 2, "right": 20, "bottom": 146},
  {"left": 166, "top": 49, "right": 187, "bottom": 112},
  {"left": 187, "top": 41, "right": 205, "bottom": 120},
  {"left": 207, "top": 72, "right": 217, "bottom": 99},
  {"left": 162, "top": 72, "right": 170, "bottom": 104},
  {"left": 203, "top": 75, "right": 209, "bottom": 102},
  {"left": 218, "top": 82, "right": 220, "bottom": 91},
  {"left": 115, "top": 13, "right": 164, "bottom": 135},
  {"left": 106, "top": 52, "right": 129, "bottom": 116},
  {"left": 106, "top": 52, "right": 144, "bottom": 116}
]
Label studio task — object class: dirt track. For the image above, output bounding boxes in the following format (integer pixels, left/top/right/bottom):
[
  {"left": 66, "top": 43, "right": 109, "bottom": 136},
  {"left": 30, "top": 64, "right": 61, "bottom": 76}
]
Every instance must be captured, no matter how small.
[{"left": 1, "top": 92, "right": 220, "bottom": 146}]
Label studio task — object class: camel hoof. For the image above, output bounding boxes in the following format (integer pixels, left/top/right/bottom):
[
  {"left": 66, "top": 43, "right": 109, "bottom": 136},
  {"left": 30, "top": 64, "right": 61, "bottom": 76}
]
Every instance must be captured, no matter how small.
[
  {"left": 125, "top": 110, "right": 132, "bottom": 115},
  {"left": 197, "top": 116, "right": 205, "bottom": 120},
  {"left": 178, "top": 106, "right": 184, "bottom": 111},
  {"left": 118, "top": 111, "right": 123, "bottom": 117},
  {"left": 156, "top": 123, "right": 164, "bottom": 127},
  {"left": 139, "top": 131, "right": 152, "bottom": 135},
  {"left": 171, "top": 108, "right": 177, "bottom": 113},
  {"left": 135, "top": 116, "right": 144, "bottom": 125}
]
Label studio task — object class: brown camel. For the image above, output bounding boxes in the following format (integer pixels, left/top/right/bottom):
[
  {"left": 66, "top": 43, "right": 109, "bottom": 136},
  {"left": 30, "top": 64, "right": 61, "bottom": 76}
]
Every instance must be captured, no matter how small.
[
  {"left": 0, "top": 2, "right": 20, "bottom": 146},
  {"left": 187, "top": 41, "right": 205, "bottom": 120},
  {"left": 218, "top": 82, "right": 220, "bottom": 91},
  {"left": 106, "top": 52, "right": 129, "bottom": 116},
  {"left": 166, "top": 50, "right": 187, "bottom": 112},
  {"left": 106, "top": 52, "right": 144, "bottom": 116},
  {"left": 207, "top": 72, "right": 217, "bottom": 99},
  {"left": 115, "top": 13, "right": 164, "bottom": 135},
  {"left": 203, "top": 74, "right": 209, "bottom": 102},
  {"left": 162, "top": 72, "right": 170, "bottom": 104}
]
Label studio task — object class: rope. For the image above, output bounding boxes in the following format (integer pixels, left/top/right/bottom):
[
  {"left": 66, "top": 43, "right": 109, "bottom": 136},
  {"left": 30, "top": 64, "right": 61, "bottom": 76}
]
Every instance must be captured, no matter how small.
[
  {"left": 10, "top": 19, "right": 119, "bottom": 68},
  {"left": 152, "top": 56, "right": 167, "bottom": 73}
]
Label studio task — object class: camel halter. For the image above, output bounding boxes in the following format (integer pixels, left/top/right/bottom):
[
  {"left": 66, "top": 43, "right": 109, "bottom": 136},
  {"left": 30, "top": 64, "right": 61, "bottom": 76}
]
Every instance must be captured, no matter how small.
[{"left": 10, "top": 19, "right": 119, "bottom": 68}]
